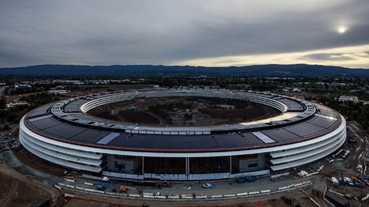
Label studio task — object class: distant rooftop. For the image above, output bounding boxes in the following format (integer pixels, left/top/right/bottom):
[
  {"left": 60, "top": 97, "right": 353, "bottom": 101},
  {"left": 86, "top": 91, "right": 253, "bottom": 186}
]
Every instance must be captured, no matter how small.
[{"left": 338, "top": 95, "right": 359, "bottom": 103}]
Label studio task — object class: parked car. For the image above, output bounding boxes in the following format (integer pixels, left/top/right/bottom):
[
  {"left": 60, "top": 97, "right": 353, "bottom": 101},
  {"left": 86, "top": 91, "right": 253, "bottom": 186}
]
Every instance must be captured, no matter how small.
[
  {"left": 96, "top": 183, "right": 106, "bottom": 191},
  {"left": 202, "top": 183, "right": 214, "bottom": 189}
]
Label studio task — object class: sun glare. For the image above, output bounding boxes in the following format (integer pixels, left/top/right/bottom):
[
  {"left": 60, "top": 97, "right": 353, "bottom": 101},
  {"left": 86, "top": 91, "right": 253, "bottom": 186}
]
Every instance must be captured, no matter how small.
[{"left": 337, "top": 26, "right": 347, "bottom": 34}]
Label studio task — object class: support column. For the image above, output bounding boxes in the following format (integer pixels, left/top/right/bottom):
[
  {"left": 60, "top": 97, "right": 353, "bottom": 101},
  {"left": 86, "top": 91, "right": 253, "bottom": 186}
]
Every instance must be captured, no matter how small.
[
  {"left": 229, "top": 156, "right": 232, "bottom": 174},
  {"left": 142, "top": 156, "right": 145, "bottom": 175},
  {"left": 186, "top": 157, "right": 190, "bottom": 179}
]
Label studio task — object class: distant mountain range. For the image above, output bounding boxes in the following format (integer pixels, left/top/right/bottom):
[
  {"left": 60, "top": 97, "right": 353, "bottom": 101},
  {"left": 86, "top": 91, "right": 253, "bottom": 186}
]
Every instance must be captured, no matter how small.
[{"left": 0, "top": 64, "right": 368, "bottom": 77}]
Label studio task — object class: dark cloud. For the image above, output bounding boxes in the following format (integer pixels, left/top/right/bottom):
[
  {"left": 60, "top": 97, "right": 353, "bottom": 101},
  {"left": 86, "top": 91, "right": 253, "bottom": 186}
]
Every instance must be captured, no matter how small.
[{"left": 0, "top": 0, "right": 369, "bottom": 67}]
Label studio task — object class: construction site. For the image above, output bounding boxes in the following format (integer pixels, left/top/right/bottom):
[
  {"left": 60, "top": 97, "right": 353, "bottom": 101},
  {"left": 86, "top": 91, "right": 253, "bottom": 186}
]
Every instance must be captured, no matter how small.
[{"left": 0, "top": 88, "right": 369, "bottom": 207}]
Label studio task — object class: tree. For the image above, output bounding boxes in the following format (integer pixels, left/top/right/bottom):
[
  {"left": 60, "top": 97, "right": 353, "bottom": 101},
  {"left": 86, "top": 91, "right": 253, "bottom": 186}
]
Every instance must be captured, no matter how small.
[{"left": 0, "top": 98, "right": 6, "bottom": 109}]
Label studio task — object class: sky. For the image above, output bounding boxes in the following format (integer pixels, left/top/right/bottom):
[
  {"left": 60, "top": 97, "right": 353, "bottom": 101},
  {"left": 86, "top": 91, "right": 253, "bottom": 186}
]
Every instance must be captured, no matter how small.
[{"left": 1, "top": 0, "right": 369, "bottom": 68}]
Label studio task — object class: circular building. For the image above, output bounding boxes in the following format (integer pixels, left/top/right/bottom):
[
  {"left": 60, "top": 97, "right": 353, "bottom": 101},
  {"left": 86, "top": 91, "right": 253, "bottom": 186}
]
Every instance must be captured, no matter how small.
[{"left": 19, "top": 89, "right": 346, "bottom": 180}]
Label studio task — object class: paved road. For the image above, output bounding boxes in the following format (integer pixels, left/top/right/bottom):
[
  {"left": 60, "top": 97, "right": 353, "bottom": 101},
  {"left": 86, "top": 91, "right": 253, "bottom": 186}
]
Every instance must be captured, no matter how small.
[
  {"left": 348, "top": 123, "right": 368, "bottom": 174},
  {"left": 61, "top": 173, "right": 314, "bottom": 198}
]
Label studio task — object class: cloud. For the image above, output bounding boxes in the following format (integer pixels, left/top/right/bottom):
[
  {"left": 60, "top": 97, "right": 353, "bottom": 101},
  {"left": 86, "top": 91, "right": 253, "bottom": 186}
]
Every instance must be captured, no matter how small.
[
  {"left": 302, "top": 53, "right": 354, "bottom": 61},
  {"left": 0, "top": 0, "right": 369, "bottom": 68},
  {"left": 176, "top": 44, "right": 369, "bottom": 68}
]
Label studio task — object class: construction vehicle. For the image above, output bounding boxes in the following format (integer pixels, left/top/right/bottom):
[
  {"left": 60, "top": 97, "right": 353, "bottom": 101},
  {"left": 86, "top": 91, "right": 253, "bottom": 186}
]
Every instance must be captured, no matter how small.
[
  {"left": 361, "top": 174, "right": 369, "bottom": 180},
  {"left": 339, "top": 170, "right": 345, "bottom": 185},
  {"left": 331, "top": 177, "right": 339, "bottom": 185},
  {"left": 355, "top": 180, "right": 366, "bottom": 188},
  {"left": 119, "top": 186, "right": 129, "bottom": 193},
  {"left": 155, "top": 181, "right": 171, "bottom": 188},
  {"left": 357, "top": 176, "right": 369, "bottom": 186},
  {"left": 343, "top": 177, "right": 354, "bottom": 186},
  {"left": 351, "top": 176, "right": 357, "bottom": 182},
  {"left": 342, "top": 150, "right": 350, "bottom": 159}
]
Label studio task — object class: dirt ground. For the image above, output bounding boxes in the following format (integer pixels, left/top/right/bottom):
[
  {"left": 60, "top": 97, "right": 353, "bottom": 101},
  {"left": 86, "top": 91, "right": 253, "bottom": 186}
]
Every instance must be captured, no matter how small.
[
  {"left": 13, "top": 149, "right": 66, "bottom": 177},
  {"left": 88, "top": 97, "right": 280, "bottom": 126},
  {"left": 0, "top": 163, "right": 61, "bottom": 207}
]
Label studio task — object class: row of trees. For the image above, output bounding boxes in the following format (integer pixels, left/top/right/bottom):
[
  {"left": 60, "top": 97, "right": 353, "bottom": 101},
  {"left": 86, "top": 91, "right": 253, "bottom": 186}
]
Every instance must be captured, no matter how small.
[
  {"left": 0, "top": 98, "right": 6, "bottom": 109},
  {"left": 0, "top": 93, "right": 61, "bottom": 125},
  {"left": 19, "top": 93, "right": 60, "bottom": 107},
  {"left": 319, "top": 97, "right": 369, "bottom": 130}
]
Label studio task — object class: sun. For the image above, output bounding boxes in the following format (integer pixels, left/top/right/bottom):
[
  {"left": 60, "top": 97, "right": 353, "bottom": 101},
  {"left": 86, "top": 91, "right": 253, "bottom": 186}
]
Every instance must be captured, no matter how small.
[{"left": 337, "top": 26, "right": 347, "bottom": 34}]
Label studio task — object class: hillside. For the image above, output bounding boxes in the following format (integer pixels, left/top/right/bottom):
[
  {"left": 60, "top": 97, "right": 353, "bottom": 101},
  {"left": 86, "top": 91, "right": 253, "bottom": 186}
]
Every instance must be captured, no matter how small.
[{"left": 0, "top": 64, "right": 368, "bottom": 77}]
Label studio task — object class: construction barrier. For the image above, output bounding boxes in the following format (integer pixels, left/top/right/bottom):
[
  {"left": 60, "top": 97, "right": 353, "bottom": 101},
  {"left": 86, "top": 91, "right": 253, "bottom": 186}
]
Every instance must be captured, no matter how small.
[
  {"left": 106, "top": 192, "right": 116, "bottom": 196},
  {"left": 65, "top": 178, "right": 75, "bottom": 183},
  {"left": 76, "top": 186, "right": 84, "bottom": 190},
  {"left": 181, "top": 194, "right": 193, "bottom": 199},
  {"left": 362, "top": 193, "right": 369, "bottom": 201},
  {"left": 236, "top": 192, "right": 248, "bottom": 196},
  {"left": 56, "top": 180, "right": 313, "bottom": 201},
  {"left": 168, "top": 195, "right": 180, "bottom": 199},
  {"left": 84, "top": 188, "right": 95, "bottom": 192},
  {"left": 64, "top": 193, "right": 75, "bottom": 198},
  {"left": 294, "top": 183, "right": 303, "bottom": 187},
  {"left": 65, "top": 184, "right": 75, "bottom": 189}
]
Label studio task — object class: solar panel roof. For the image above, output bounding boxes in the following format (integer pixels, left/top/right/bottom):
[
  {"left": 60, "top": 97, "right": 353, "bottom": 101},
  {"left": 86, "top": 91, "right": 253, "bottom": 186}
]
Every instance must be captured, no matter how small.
[
  {"left": 23, "top": 90, "right": 343, "bottom": 152},
  {"left": 307, "top": 115, "right": 336, "bottom": 129},
  {"left": 63, "top": 99, "right": 89, "bottom": 112},
  {"left": 262, "top": 128, "right": 301, "bottom": 141},
  {"left": 71, "top": 129, "right": 110, "bottom": 143},
  {"left": 30, "top": 117, "right": 61, "bottom": 130},
  {"left": 28, "top": 103, "right": 53, "bottom": 118},
  {"left": 43, "top": 124, "right": 87, "bottom": 139},
  {"left": 284, "top": 123, "right": 324, "bottom": 137},
  {"left": 278, "top": 98, "right": 304, "bottom": 112}
]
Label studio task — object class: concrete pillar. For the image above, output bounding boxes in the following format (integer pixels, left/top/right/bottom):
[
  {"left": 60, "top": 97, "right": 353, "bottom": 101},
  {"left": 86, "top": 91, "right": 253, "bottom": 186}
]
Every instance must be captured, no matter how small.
[
  {"left": 258, "top": 153, "right": 266, "bottom": 169},
  {"left": 186, "top": 157, "right": 190, "bottom": 179},
  {"left": 142, "top": 156, "right": 145, "bottom": 175}
]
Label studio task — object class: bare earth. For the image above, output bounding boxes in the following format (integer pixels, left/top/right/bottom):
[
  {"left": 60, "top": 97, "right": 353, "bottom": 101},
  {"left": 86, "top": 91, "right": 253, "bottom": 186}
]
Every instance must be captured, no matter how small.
[
  {"left": 0, "top": 161, "right": 61, "bottom": 207},
  {"left": 88, "top": 97, "right": 280, "bottom": 126}
]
